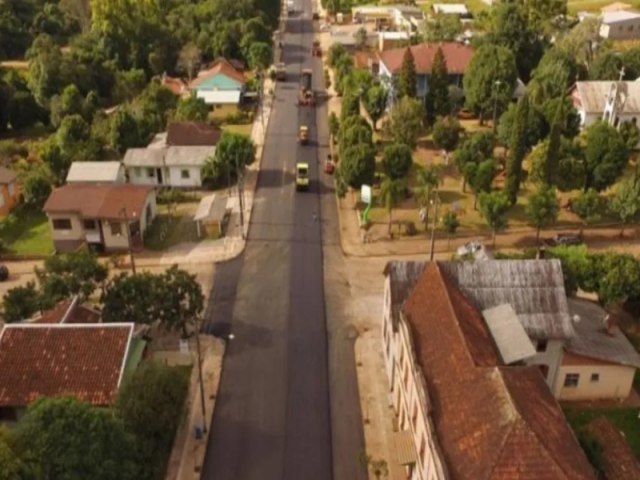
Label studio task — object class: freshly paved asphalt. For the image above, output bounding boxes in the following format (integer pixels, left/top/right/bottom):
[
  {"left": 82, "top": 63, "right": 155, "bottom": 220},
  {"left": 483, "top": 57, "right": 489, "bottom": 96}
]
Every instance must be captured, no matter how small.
[{"left": 201, "top": 1, "right": 368, "bottom": 479}]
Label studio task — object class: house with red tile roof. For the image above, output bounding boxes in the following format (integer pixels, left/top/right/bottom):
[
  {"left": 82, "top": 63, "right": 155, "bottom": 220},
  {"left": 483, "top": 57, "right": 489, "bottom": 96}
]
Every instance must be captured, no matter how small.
[
  {"left": 584, "top": 416, "right": 640, "bottom": 480},
  {"left": 29, "top": 296, "right": 101, "bottom": 325},
  {"left": 161, "top": 73, "right": 188, "bottom": 96},
  {"left": 376, "top": 42, "right": 474, "bottom": 105},
  {"left": 190, "top": 58, "right": 246, "bottom": 105},
  {"left": 0, "top": 323, "right": 139, "bottom": 422},
  {"left": 43, "top": 183, "right": 156, "bottom": 253},
  {"left": 381, "top": 261, "right": 596, "bottom": 480}
]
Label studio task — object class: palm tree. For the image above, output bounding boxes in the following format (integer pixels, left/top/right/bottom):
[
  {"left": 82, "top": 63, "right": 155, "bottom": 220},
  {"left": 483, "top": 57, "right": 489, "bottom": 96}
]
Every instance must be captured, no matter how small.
[
  {"left": 379, "top": 177, "right": 406, "bottom": 237},
  {"left": 414, "top": 165, "right": 440, "bottom": 229}
]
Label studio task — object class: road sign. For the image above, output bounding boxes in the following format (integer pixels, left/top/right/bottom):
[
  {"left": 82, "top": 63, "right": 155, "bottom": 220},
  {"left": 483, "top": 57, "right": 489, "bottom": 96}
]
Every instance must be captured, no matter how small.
[{"left": 361, "top": 184, "right": 372, "bottom": 204}]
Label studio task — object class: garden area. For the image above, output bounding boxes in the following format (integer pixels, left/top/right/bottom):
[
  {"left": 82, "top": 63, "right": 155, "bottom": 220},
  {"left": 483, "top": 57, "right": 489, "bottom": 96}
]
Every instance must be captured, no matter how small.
[
  {"left": 143, "top": 199, "right": 201, "bottom": 251},
  {"left": 326, "top": 1, "right": 640, "bottom": 249},
  {"left": 210, "top": 104, "right": 254, "bottom": 137},
  {"left": 0, "top": 208, "right": 52, "bottom": 256}
]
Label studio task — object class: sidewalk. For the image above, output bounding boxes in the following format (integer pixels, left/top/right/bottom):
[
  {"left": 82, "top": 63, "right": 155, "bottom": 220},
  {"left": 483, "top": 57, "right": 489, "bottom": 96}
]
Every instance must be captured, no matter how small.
[{"left": 164, "top": 335, "right": 225, "bottom": 480}]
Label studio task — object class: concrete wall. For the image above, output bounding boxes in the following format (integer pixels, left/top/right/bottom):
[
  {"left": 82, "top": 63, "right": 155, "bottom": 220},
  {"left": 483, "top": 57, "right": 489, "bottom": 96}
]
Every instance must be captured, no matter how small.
[
  {"left": 554, "top": 352, "right": 636, "bottom": 401},
  {"left": 600, "top": 18, "right": 640, "bottom": 39},
  {"left": 48, "top": 213, "right": 84, "bottom": 244},
  {"left": 524, "top": 339, "right": 564, "bottom": 391},
  {"left": 167, "top": 166, "right": 203, "bottom": 187},
  {"left": 382, "top": 277, "right": 447, "bottom": 480},
  {"left": 127, "top": 166, "right": 167, "bottom": 186}
]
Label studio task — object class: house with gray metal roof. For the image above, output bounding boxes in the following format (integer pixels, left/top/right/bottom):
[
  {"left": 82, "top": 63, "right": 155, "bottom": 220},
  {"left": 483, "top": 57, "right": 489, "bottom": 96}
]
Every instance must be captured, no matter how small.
[{"left": 66, "top": 161, "right": 125, "bottom": 184}]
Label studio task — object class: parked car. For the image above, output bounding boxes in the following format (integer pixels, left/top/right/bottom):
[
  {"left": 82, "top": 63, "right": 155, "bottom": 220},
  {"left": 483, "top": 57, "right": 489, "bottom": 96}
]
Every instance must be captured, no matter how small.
[
  {"left": 457, "top": 241, "right": 483, "bottom": 257},
  {"left": 0, "top": 264, "right": 8, "bottom": 282},
  {"left": 543, "top": 234, "right": 582, "bottom": 247}
]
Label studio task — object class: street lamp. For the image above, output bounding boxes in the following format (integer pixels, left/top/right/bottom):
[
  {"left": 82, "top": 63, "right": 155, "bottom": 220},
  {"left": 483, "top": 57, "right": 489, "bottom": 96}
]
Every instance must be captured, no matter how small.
[
  {"left": 492, "top": 80, "right": 502, "bottom": 135},
  {"left": 429, "top": 190, "right": 440, "bottom": 261},
  {"left": 120, "top": 207, "right": 137, "bottom": 274}
]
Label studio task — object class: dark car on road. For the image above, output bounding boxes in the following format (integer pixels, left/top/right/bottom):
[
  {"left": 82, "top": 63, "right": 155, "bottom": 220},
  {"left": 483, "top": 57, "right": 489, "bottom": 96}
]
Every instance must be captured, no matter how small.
[{"left": 543, "top": 233, "right": 582, "bottom": 247}]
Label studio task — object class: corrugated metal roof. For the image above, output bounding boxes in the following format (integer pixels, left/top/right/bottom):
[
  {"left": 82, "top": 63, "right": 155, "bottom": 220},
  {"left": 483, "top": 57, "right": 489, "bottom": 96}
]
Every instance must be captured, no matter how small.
[
  {"left": 123, "top": 146, "right": 213, "bottom": 167},
  {"left": 483, "top": 304, "right": 536, "bottom": 364},
  {"left": 384, "top": 259, "right": 575, "bottom": 339},
  {"left": 393, "top": 430, "right": 417, "bottom": 466},
  {"left": 193, "top": 194, "right": 227, "bottom": 222},
  {"left": 66, "top": 161, "right": 123, "bottom": 183},
  {"left": 602, "top": 9, "right": 640, "bottom": 23},
  {"left": 575, "top": 81, "right": 640, "bottom": 114},
  {"left": 566, "top": 298, "right": 640, "bottom": 368},
  {"left": 123, "top": 148, "right": 166, "bottom": 167}
]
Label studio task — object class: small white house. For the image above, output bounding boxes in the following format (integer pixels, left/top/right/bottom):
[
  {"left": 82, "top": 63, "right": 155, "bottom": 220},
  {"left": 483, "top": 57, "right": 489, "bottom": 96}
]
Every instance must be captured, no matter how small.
[
  {"left": 432, "top": 3, "right": 471, "bottom": 19},
  {"left": 123, "top": 146, "right": 213, "bottom": 188},
  {"left": 66, "top": 161, "right": 125, "bottom": 184},
  {"left": 571, "top": 81, "right": 640, "bottom": 129},
  {"left": 599, "top": 10, "right": 640, "bottom": 39}
]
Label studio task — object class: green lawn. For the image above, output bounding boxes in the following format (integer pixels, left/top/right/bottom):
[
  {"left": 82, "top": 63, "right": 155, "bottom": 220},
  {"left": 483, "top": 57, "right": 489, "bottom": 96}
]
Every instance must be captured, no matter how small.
[
  {"left": 0, "top": 210, "right": 53, "bottom": 255},
  {"left": 564, "top": 406, "right": 640, "bottom": 459},
  {"left": 143, "top": 213, "right": 199, "bottom": 251}
]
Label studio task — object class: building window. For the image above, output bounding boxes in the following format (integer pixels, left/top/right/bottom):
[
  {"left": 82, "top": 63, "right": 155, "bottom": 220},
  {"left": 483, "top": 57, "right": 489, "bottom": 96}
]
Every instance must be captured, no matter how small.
[
  {"left": 83, "top": 219, "right": 97, "bottom": 230},
  {"left": 147, "top": 168, "right": 155, "bottom": 178},
  {"left": 590, "top": 373, "right": 600, "bottom": 383},
  {"left": 564, "top": 373, "right": 580, "bottom": 388},
  {"left": 536, "top": 340, "right": 548, "bottom": 352},
  {"left": 109, "top": 221, "right": 123, "bottom": 236},
  {"left": 181, "top": 169, "right": 190, "bottom": 179},
  {"left": 52, "top": 218, "right": 72, "bottom": 230}
]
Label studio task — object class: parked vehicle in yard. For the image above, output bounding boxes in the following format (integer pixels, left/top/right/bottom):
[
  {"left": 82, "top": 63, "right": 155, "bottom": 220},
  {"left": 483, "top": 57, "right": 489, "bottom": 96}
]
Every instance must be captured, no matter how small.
[
  {"left": 457, "top": 241, "right": 483, "bottom": 257},
  {"left": 296, "top": 162, "right": 309, "bottom": 191},
  {"left": 543, "top": 233, "right": 582, "bottom": 247}
]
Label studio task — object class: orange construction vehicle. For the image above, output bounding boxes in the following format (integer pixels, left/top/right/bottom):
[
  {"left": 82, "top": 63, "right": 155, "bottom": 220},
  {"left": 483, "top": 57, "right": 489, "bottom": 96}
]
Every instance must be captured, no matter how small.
[{"left": 298, "top": 69, "right": 316, "bottom": 107}]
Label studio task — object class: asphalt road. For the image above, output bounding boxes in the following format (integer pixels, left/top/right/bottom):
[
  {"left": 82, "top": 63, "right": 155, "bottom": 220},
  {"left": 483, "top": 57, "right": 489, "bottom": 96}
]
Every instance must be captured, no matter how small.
[{"left": 200, "top": 1, "right": 352, "bottom": 479}]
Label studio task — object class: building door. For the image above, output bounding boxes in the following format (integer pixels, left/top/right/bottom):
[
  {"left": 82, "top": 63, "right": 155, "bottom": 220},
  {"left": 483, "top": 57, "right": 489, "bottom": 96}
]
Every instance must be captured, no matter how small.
[{"left": 156, "top": 168, "right": 163, "bottom": 185}]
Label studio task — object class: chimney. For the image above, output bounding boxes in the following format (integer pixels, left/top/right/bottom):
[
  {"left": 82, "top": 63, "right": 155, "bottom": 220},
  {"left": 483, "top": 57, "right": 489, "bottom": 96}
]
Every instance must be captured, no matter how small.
[{"left": 604, "top": 314, "right": 616, "bottom": 336}]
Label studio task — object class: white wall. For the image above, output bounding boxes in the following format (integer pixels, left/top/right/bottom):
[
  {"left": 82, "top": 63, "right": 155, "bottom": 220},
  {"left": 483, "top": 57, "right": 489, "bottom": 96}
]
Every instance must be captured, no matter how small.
[
  {"left": 382, "top": 277, "right": 447, "bottom": 480},
  {"left": 167, "top": 166, "right": 203, "bottom": 187},
  {"left": 554, "top": 362, "right": 636, "bottom": 401},
  {"left": 600, "top": 18, "right": 640, "bottom": 39},
  {"left": 127, "top": 166, "right": 202, "bottom": 188},
  {"left": 196, "top": 90, "right": 241, "bottom": 105},
  {"left": 524, "top": 339, "right": 564, "bottom": 391}
]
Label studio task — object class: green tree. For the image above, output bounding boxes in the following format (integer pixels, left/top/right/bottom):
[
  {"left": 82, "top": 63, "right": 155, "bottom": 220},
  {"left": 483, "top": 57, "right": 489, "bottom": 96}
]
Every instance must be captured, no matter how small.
[
  {"left": 526, "top": 186, "right": 559, "bottom": 243},
  {"left": 340, "top": 88, "right": 360, "bottom": 122},
  {"left": 248, "top": 41, "right": 272, "bottom": 71},
  {"left": 573, "top": 188, "right": 604, "bottom": 235},
  {"left": 155, "top": 266, "right": 204, "bottom": 336},
  {"left": 339, "top": 143, "right": 376, "bottom": 189},
  {"left": 610, "top": 179, "right": 640, "bottom": 236},
  {"left": 396, "top": 47, "right": 416, "bottom": 99},
  {"left": 115, "top": 362, "right": 189, "bottom": 480},
  {"left": 40, "top": 139, "right": 71, "bottom": 185},
  {"left": 21, "top": 164, "right": 53, "bottom": 207},
  {"left": 364, "top": 85, "right": 387, "bottom": 131},
  {"left": 582, "top": 121, "right": 629, "bottom": 191},
  {"left": 479, "top": 190, "right": 511, "bottom": 244},
  {"left": 203, "top": 131, "right": 255, "bottom": 185},
  {"left": 463, "top": 44, "right": 517, "bottom": 123},
  {"left": 0, "top": 426, "right": 26, "bottom": 479},
  {"left": 2, "top": 282, "right": 41, "bottom": 323},
  {"left": 432, "top": 116, "right": 461, "bottom": 156},
  {"left": 505, "top": 95, "right": 530, "bottom": 205},
  {"left": 414, "top": 165, "right": 440, "bottom": 227},
  {"left": 328, "top": 112, "right": 340, "bottom": 140},
  {"left": 110, "top": 108, "right": 144, "bottom": 155},
  {"left": 619, "top": 120, "right": 639, "bottom": 150},
  {"left": 327, "top": 43, "right": 348, "bottom": 68},
  {"left": 423, "top": 13, "right": 463, "bottom": 42},
  {"left": 453, "top": 131, "right": 495, "bottom": 191},
  {"left": 441, "top": 211, "right": 460, "bottom": 248},
  {"left": 379, "top": 177, "right": 406, "bottom": 235},
  {"left": 7, "top": 90, "right": 43, "bottom": 130},
  {"left": 381, "top": 143, "right": 413, "bottom": 180},
  {"left": 497, "top": 101, "right": 547, "bottom": 150},
  {"left": 14, "top": 396, "right": 137, "bottom": 480},
  {"left": 527, "top": 48, "right": 577, "bottom": 106},
  {"left": 555, "top": 17, "right": 601, "bottom": 72},
  {"left": 50, "top": 84, "right": 85, "bottom": 128},
  {"left": 112, "top": 69, "right": 147, "bottom": 104},
  {"left": 589, "top": 51, "right": 624, "bottom": 81},
  {"left": 174, "top": 96, "right": 209, "bottom": 122},
  {"left": 36, "top": 250, "right": 109, "bottom": 305},
  {"left": 102, "top": 272, "right": 160, "bottom": 325},
  {"left": 541, "top": 99, "right": 564, "bottom": 185},
  {"left": 529, "top": 137, "right": 586, "bottom": 191},
  {"left": 176, "top": 42, "right": 201, "bottom": 81},
  {"left": 464, "top": 159, "right": 497, "bottom": 209},
  {"left": 383, "top": 97, "right": 423, "bottom": 149},
  {"left": 424, "top": 47, "right": 450, "bottom": 123},
  {"left": 26, "top": 33, "right": 70, "bottom": 106}
]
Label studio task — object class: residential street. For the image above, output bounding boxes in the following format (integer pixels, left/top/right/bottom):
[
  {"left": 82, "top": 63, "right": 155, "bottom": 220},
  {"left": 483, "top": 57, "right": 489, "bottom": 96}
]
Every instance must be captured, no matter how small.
[{"left": 201, "top": 1, "right": 366, "bottom": 479}]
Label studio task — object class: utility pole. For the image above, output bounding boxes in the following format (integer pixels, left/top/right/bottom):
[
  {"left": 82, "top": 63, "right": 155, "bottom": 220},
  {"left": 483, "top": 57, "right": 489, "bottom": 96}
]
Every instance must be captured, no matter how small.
[
  {"left": 429, "top": 190, "right": 439, "bottom": 261},
  {"left": 120, "top": 207, "right": 137, "bottom": 274},
  {"left": 194, "top": 316, "right": 207, "bottom": 434}
]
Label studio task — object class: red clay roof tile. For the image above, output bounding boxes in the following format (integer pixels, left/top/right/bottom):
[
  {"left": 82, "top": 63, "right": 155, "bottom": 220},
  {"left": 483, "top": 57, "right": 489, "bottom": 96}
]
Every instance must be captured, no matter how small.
[
  {"left": 378, "top": 42, "right": 474, "bottom": 75},
  {"left": 0, "top": 324, "right": 133, "bottom": 407}
]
